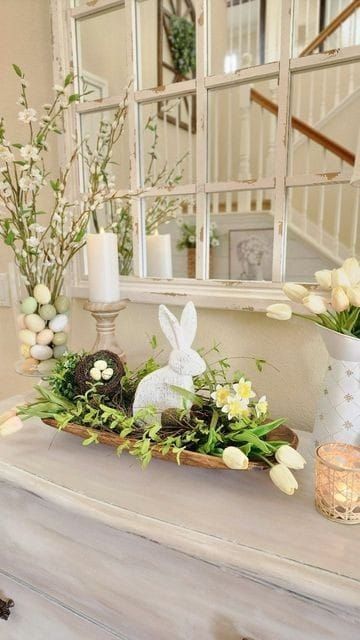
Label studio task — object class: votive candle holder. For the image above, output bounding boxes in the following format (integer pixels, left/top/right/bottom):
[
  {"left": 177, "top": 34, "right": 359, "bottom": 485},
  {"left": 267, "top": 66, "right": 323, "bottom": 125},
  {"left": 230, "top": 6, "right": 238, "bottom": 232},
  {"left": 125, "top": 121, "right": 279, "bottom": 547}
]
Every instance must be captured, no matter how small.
[{"left": 315, "top": 443, "right": 360, "bottom": 525}]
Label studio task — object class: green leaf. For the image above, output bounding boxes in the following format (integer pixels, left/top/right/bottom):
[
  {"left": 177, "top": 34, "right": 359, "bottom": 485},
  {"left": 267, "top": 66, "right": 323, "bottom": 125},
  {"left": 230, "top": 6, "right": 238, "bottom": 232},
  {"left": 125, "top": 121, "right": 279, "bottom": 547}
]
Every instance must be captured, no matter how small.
[
  {"left": 170, "top": 385, "right": 204, "bottom": 407},
  {"left": 82, "top": 430, "right": 99, "bottom": 446},
  {"left": 5, "top": 231, "right": 15, "bottom": 245},
  {"left": 68, "top": 94, "right": 80, "bottom": 104},
  {"left": 64, "top": 72, "right": 74, "bottom": 87},
  {"left": 13, "top": 64, "right": 23, "bottom": 78}
]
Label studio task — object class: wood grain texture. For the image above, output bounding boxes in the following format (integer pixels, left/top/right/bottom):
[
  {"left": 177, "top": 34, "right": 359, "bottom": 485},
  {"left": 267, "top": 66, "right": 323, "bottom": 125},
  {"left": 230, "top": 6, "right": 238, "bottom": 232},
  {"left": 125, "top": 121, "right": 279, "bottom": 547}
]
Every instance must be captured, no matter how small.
[{"left": 42, "top": 418, "right": 298, "bottom": 470}]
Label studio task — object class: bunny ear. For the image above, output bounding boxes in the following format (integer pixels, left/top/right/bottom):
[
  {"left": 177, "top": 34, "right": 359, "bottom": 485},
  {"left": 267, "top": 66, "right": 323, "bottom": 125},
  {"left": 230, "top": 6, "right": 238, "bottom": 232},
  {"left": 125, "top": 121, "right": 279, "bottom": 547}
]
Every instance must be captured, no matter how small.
[
  {"left": 159, "top": 305, "right": 182, "bottom": 349},
  {"left": 180, "top": 301, "right": 197, "bottom": 347}
]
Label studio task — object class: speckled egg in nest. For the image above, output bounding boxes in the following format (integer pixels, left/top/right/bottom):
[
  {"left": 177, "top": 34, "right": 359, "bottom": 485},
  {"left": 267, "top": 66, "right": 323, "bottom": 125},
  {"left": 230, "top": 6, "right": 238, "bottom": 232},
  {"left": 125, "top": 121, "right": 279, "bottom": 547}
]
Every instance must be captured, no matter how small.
[{"left": 74, "top": 350, "right": 125, "bottom": 404}]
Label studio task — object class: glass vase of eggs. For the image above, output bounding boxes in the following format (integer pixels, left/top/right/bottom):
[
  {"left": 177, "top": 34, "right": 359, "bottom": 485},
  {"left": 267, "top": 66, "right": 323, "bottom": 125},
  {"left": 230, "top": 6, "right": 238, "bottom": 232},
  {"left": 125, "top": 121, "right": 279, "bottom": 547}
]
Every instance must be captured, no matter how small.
[{"left": 9, "top": 266, "right": 71, "bottom": 377}]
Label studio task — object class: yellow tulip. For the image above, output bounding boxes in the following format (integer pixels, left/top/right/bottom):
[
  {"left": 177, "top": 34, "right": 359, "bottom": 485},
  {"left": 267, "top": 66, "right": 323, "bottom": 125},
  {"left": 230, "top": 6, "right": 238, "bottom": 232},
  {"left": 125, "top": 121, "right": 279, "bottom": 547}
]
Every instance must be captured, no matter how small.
[
  {"left": 342, "top": 257, "right": 360, "bottom": 286},
  {"left": 315, "top": 269, "right": 332, "bottom": 290},
  {"left": 222, "top": 447, "right": 249, "bottom": 470},
  {"left": 347, "top": 286, "right": 360, "bottom": 307},
  {"left": 283, "top": 283, "right": 308, "bottom": 303},
  {"left": 331, "top": 286, "right": 350, "bottom": 312},
  {"left": 331, "top": 268, "right": 351, "bottom": 288},
  {"left": 302, "top": 294, "right": 327, "bottom": 314},
  {"left": 269, "top": 464, "right": 298, "bottom": 495},
  {"left": 266, "top": 303, "right": 292, "bottom": 320}
]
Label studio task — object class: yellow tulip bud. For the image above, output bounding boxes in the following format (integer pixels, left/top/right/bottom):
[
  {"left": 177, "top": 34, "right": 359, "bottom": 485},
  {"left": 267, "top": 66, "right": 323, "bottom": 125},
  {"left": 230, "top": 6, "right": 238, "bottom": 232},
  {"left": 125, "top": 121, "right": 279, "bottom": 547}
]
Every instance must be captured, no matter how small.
[
  {"left": 283, "top": 283, "right": 308, "bottom": 303},
  {"left": 266, "top": 303, "right": 292, "bottom": 321},
  {"left": 342, "top": 257, "right": 360, "bottom": 286},
  {"left": 222, "top": 447, "right": 249, "bottom": 470},
  {"left": 331, "top": 286, "right": 350, "bottom": 312}
]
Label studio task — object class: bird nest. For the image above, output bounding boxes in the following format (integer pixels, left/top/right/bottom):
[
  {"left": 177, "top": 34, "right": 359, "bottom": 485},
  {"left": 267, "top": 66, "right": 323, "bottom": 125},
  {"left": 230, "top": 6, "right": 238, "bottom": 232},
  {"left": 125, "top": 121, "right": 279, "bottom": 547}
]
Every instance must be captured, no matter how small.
[{"left": 74, "top": 350, "right": 125, "bottom": 406}]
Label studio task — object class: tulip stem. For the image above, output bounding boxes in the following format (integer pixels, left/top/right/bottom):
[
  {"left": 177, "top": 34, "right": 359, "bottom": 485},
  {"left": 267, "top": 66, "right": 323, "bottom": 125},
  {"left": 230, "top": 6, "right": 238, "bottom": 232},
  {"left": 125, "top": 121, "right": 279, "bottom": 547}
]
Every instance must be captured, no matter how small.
[{"left": 256, "top": 454, "right": 274, "bottom": 467}]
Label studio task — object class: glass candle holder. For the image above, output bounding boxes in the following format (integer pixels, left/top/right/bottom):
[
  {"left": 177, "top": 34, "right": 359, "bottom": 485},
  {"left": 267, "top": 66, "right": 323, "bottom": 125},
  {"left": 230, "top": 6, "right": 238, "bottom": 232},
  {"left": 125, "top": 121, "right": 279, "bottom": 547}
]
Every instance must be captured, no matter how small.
[{"left": 315, "top": 443, "right": 360, "bottom": 525}]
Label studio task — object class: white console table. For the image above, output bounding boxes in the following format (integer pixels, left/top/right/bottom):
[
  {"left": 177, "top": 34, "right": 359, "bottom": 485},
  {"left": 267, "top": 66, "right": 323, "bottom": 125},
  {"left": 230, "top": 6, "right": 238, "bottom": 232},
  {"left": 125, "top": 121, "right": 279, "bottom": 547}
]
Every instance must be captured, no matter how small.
[{"left": 0, "top": 395, "right": 359, "bottom": 640}]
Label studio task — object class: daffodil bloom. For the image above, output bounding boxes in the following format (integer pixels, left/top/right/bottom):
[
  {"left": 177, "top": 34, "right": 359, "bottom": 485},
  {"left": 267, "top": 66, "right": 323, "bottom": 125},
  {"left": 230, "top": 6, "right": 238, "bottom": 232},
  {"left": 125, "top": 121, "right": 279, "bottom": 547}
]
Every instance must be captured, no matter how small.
[
  {"left": 269, "top": 464, "right": 298, "bottom": 495},
  {"left": 275, "top": 445, "right": 306, "bottom": 469},
  {"left": 233, "top": 377, "right": 256, "bottom": 401},
  {"left": 342, "top": 257, "right": 360, "bottom": 286},
  {"left": 331, "top": 286, "right": 349, "bottom": 312},
  {"left": 314, "top": 269, "right": 332, "bottom": 290},
  {"left": 222, "top": 397, "right": 250, "bottom": 420},
  {"left": 255, "top": 395, "right": 268, "bottom": 418},
  {"left": 210, "top": 384, "right": 231, "bottom": 408},
  {"left": 266, "top": 303, "right": 292, "bottom": 320},
  {"left": 283, "top": 283, "right": 308, "bottom": 303},
  {"left": 222, "top": 446, "right": 249, "bottom": 470}
]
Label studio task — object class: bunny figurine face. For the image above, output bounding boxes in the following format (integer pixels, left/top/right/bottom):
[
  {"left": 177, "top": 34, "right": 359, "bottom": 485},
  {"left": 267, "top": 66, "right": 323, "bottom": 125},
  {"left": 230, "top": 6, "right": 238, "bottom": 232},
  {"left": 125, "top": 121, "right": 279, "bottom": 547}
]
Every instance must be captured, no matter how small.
[{"left": 132, "top": 301, "right": 206, "bottom": 416}]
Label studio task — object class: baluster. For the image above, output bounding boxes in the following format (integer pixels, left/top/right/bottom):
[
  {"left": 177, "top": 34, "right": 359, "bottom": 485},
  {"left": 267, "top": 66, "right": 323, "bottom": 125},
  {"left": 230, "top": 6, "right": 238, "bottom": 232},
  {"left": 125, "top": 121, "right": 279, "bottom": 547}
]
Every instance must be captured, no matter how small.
[
  {"left": 226, "top": 89, "right": 233, "bottom": 214},
  {"left": 320, "top": 67, "right": 327, "bottom": 119},
  {"left": 265, "top": 79, "right": 277, "bottom": 198},
  {"left": 256, "top": 105, "right": 264, "bottom": 212},
  {"left": 255, "top": 0, "right": 260, "bottom": 65},
  {"left": 212, "top": 92, "right": 219, "bottom": 217},
  {"left": 303, "top": 138, "right": 311, "bottom": 234},
  {"left": 163, "top": 99, "right": 168, "bottom": 169},
  {"left": 238, "top": 0, "right": 243, "bottom": 68},
  {"left": 319, "top": 148, "right": 327, "bottom": 246},
  {"left": 351, "top": 187, "right": 360, "bottom": 256},
  {"left": 334, "top": 160, "right": 344, "bottom": 258},
  {"left": 175, "top": 99, "right": 180, "bottom": 176},
  {"left": 246, "top": 0, "right": 251, "bottom": 62},
  {"left": 237, "top": 82, "right": 251, "bottom": 212}
]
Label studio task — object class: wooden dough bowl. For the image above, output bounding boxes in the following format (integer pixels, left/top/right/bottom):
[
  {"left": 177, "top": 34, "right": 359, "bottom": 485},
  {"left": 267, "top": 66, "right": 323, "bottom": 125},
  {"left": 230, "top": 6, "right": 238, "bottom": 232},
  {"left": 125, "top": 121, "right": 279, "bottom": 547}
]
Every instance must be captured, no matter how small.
[{"left": 43, "top": 419, "right": 299, "bottom": 470}]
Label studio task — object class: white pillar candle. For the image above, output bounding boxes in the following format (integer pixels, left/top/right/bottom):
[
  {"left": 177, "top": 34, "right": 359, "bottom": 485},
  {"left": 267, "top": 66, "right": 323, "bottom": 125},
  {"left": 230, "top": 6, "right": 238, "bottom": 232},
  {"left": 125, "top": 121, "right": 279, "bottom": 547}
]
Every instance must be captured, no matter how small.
[
  {"left": 146, "top": 233, "right": 173, "bottom": 278},
  {"left": 87, "top": 230, "right": 120, "bottom": 303}
]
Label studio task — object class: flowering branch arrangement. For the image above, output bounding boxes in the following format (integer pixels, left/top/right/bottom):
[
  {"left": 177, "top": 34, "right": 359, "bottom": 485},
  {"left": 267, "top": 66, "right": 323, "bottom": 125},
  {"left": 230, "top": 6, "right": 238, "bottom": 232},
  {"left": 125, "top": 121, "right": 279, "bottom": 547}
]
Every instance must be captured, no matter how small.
[
  {"left": 18, "top": 343, "right": 305, "bottom": 495},
  {"left": 267, "top": 257, "right": 360, "bottom": 338},
  {"left": 176, "top": 220, "right": 220, "bottom": 249},
  {"left": 0, "top": 65, "right": 127, "bottom": 299}
]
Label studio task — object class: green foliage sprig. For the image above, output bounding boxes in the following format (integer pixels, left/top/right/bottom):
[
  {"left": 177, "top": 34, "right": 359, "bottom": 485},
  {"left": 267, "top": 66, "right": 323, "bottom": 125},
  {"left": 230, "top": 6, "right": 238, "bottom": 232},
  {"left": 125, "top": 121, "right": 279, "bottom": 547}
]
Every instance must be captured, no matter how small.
[{"left": 169, "top": 16, "right": 196, "bottom": 77}]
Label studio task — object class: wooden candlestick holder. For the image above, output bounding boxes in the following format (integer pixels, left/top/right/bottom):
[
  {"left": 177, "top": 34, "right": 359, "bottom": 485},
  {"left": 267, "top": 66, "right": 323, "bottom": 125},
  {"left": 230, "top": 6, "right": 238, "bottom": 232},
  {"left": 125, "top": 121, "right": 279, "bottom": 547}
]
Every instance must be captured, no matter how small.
[{"left": 84, "top": 300, "right": 127, "bottom": 363}]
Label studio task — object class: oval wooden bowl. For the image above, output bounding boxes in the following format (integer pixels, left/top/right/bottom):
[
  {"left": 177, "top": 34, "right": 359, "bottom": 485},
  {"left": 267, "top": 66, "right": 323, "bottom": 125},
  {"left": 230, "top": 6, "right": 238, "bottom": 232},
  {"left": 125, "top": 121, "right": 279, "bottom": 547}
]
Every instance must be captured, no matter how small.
[{"left": 42, "top": 419, "right": 298, "bottom": 470}]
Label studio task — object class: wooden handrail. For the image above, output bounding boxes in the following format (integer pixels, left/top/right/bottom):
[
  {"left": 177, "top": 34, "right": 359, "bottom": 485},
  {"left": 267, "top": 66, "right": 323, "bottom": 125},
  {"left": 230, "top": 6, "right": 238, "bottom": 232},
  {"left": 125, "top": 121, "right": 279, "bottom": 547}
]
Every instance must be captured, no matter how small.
[
  {"left": 300, "top": 0, "right": 360, "bottom": 57},
  {"left": 250, "top": 88, "right": 355, "bottom": 165}
]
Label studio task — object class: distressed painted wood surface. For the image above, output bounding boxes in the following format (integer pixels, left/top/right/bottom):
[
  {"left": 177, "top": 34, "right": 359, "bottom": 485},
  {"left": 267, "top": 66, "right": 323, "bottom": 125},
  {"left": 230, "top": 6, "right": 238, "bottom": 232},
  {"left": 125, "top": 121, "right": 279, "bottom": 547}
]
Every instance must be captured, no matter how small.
[{"left": 0, "top": 395, "right": 359, "bottom": 639}]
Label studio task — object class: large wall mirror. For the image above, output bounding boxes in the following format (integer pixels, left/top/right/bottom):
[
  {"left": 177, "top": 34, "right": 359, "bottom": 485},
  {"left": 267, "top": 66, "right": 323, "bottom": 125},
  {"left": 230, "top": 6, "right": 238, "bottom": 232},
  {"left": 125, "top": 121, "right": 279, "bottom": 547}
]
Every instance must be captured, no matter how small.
[{"left": 51, "top": 0, "right": 360, "bottom": 307}]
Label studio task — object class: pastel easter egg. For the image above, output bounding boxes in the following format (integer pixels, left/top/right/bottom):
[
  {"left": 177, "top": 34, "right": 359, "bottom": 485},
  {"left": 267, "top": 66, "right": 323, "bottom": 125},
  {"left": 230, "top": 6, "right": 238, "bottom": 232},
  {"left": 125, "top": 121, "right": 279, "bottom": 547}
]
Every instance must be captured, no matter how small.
[
  {"left": 38, "top": 359, "right": 56, "bottom": 376},
  {"left": 20, "top": 343, "right": 31, "bottom": 358},
  {"left": 25, "top": 313, "right": 45, "bottom": 333},
  {"left": 52, "top": 331, "right": 67, "bottom": 346},
  {"left": 94, "top": 359, "right": 107, "bottom": 371},
  {"left": 34, "top": 283, "right": 51, "bottom": 305},
  {"left": 49, "top": 314, "right": 68, "bottom": 333},
  {"left": 101, "top": 367, "right": 113, "bottom": 381},
  {"left": 39, "top": 304, "right": 56, "bottom": 321},
  {"left": 37, "top": 328, "right": 54, "bottom": 346},
  {"left": 21, "top": 296, "right": 37, "bottom": 315},
  {"left": 55, "top": 295, "right": 70, "bottom": 314},
  {"left": 90, "top": 367, "right": 102, "bottom": 381},
  {"left": 19, "top": 329, "right": 36, "bottom": 346},
  {"left": 30, "top": 344, "right": 53, "bottom": 361},
  {"left": 17, "top": 314, "right": 26, "bottom": 330},
  {"left": 53, "top": 345, "right": 68, "bottom": 359}
]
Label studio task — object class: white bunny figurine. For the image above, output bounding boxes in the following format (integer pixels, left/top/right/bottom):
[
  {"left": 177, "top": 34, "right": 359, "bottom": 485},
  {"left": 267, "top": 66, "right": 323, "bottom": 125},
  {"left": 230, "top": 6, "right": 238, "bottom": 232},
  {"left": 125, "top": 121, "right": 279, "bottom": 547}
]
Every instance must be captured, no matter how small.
[{"left": 133, "top": 301, "right": 206, "bottom": 416}]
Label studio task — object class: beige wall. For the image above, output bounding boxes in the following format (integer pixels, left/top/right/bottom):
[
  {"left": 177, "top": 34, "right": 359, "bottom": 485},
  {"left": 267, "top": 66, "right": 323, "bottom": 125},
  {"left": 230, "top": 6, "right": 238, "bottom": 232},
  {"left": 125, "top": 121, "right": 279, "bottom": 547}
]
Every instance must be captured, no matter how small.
[{"left": 0, "top": 0, "right": 330, "bottom": 432}]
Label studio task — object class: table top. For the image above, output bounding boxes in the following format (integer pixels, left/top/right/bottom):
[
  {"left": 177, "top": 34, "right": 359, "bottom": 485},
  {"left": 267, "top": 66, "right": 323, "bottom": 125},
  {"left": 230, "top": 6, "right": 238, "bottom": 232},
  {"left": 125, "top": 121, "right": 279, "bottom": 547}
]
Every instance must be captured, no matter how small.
[{"left": 0, "top": 395, "right": 359, "bottom": 615}]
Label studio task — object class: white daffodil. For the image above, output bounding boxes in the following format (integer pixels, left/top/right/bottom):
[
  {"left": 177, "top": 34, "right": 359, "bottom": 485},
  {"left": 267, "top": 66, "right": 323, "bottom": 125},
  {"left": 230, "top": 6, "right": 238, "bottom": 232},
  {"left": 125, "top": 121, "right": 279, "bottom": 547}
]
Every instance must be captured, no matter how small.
[
  {"left": 302, "top": 294, "right": 328, "bottom": 315},
  {"left": 331, "top": 286, "right": 350, "bottom": 312},
  {"left": 20, "top": 144, "right": 40, "bottom": 162},
  {"left": 222, "top": 396, "right": 250, "bottom": 420},
  {"left": 255, "top": 395, "right": 268, "bottom": 418},
  {"left": 274, "top": 445, "right": 306, "bottom": 469},
  {"left": 222, "top": 446, "right": 249, "bottom": 470},
  {"left": 266, "top": 303, "right": 292, "bottom": 321},
  {"left": 269, "top": 464, "right": 298, "bottom": 495},
  {"left": 18, "top": 108, "right": 37, "bottom": 124},
  {"left": 210, "top": 384, "right": 231, "bottom": 408},
  {"left": 283, "top": 283, "right": 308, "bottom": 303},
  {"left": 27, "top": 236, "right": 40, "bottom": 248},
  {"left": 342, "top": 257, "right": 360, "bottom": 286},
  {"left": 19, "top": 176, "right": 36, "bottom": 192},
  {"left": 347, "top": 286, "right": 360, "bottom": 307},
  {"left": 314, "top": 269, "right": 332, "bottom": 290},
  {"left": 331, "top": 267, "right": 351, "bottom": 289},
  {"left": 233, "top": 377, "right": 256, "bottom": 401}
]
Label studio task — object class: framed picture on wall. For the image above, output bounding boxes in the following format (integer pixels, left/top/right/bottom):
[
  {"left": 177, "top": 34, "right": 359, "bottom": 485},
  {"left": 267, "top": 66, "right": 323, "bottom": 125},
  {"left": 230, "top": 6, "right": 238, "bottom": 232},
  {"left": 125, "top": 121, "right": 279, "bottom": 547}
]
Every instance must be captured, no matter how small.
[{"left": 229, "top": 228, "right": 273, "bottom": 281}]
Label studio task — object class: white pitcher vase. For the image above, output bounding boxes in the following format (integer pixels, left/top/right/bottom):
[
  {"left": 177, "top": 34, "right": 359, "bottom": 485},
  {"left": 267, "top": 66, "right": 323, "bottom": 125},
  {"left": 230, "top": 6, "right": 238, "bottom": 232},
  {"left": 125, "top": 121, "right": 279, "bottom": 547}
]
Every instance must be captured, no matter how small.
[{"left": 313, "top": 325, "right": 360, "bottom": 447}]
